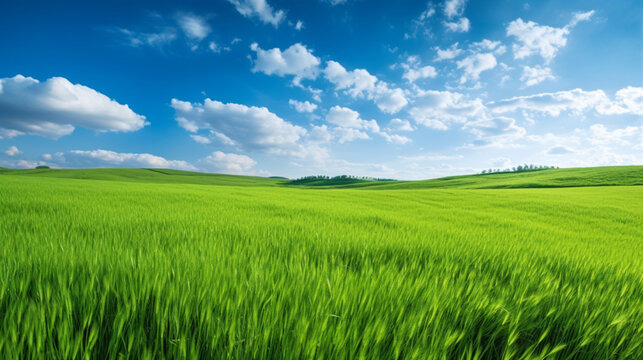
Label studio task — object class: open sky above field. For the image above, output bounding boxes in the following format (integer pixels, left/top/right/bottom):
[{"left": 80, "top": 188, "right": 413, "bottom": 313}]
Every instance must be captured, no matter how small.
[{"left": 0, "top": 0, "right": 641, "bottom": 179}]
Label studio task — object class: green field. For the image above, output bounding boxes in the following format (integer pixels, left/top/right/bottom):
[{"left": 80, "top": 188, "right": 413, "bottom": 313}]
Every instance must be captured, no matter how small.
[{"left": 1, "top": 166, "right": 642, "bottom": 359}]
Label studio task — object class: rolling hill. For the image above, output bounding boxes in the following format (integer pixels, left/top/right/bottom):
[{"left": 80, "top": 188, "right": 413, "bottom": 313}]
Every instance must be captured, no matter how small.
[{"left": 1, "top": 165, "right": 641, "bottom": 189}]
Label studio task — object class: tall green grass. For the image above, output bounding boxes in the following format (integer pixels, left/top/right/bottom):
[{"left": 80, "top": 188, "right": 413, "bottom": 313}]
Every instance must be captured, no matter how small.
[{"left": 1, "top": 174, "right": 642, "bottom": 359}]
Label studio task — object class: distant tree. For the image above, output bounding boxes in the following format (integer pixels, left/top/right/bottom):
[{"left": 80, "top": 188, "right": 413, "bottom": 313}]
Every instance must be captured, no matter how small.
[{"left": 35, "top": 165, "right": 50, "bottom": 169}]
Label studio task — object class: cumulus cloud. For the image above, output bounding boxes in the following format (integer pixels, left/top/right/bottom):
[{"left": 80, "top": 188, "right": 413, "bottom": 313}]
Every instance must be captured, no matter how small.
[
  {"left": 323, "top": 60, "right": 408, "bottom": 114},
  {"left": 471, "top": 39, "right": 506, "bottom": 55},
  {"left": 506, "top": 11, "right": 594, "bottom": 63},
  {"left": 456, "top": 52, "right": 497, "bottom": 84},
  {"left": 607, "top": 86, "right": 643, "bottom": 115},
  {"left": 585, "top": 124, "right": 641, "bottom": 146},
  {"left": 400, "top": 56, "right": 437, "bottom": 83},
  {"left": 444, "top": 17, "right": 470, "bottom": 32},
  {"left": 325, "top": 106, "right": 409, "bottom": 144},
  {"left": 4, "top": 146, "right": 21, "bottom": 156},
  {"left": 444, "top": 0, "right": 467, "bottom": 18},
  {"left": 62, "top": 149, "right": 196, "bottom": 170},
  {"left": 333, "top": 127, "right": 370, "bottom": 143},
  {"left": 489, "top": 87, "right": 643, "bottom": 116},
  {"left": 463, "top": 116, "right": 526, "bottom": 148},
  {"left": 386, "top": 118, "right": 414, "bottom": 132},
  {"left": 0, "top": 75, "right": 147, "bottom": 139},
  {"left": 250, "top": 43, "right": 320, "bottom": 84},
  {"left": 326, "top": 106, "right": 379, "bottom": 131},
  {"left": 202, "top": 151, "right": 256, "bottom": 172},
  {"left": 289, "top": 99, "right": 318, "bottom": 113},
  {"left": 227, "top": 0, "right": 285, "bottom": 27},
  {"left": 379, "top": 132, "right": 411, "bottom": 144},
  {"left": 307, "top": 125, "right": 332, "bottom": 143},
  {"left": 434, "top": 43, "right": 463, "bottom": 61},
  {"left": 520, "top": 65, "right": 555, "bottom": 87},
  {"left": 171, "top": 98, "right": 306, "bottom": 152},
  {"left": 408, "top": 89, "right": 486, "bottom": 130}
]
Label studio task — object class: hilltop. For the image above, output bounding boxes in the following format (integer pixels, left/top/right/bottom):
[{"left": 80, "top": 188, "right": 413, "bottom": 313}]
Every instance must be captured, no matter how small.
[
  {"left": 0, "top": 167, "right": 283, "bottom": 187},
  {"left": 1, "top": 165, "right": 641, "bottom": 189}
]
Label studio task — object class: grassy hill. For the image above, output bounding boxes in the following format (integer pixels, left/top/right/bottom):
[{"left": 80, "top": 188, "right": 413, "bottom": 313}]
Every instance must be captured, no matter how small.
[
  {"left": 338, "top": 165, "right": 643, "bottom": 189},
  {"left": 0, "top": 167, "right": 285, "bottom": 187},
  {"left": 2, "top": 165, "right": 640, "bottom": 189}
]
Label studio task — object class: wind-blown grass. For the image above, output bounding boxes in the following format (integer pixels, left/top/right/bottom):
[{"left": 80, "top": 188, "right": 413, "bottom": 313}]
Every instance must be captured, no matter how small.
[{"left": 0, "top": 171, "right": 642, "bottom": 359}]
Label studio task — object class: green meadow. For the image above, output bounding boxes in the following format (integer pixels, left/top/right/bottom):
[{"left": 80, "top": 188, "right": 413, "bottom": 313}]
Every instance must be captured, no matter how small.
[{"left": 0, "top": 166, "right": 642, "bottom": 359}]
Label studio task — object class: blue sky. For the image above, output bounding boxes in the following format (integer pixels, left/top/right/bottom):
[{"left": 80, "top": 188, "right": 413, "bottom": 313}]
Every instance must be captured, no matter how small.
[{"left": 0, "top": 0, "right": 641, "bottom": 179}]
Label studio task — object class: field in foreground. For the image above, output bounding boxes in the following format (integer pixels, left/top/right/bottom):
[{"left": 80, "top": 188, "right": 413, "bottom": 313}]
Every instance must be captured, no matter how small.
[{"left": 0, "top": 169, "right": 642, "bottom": 359}]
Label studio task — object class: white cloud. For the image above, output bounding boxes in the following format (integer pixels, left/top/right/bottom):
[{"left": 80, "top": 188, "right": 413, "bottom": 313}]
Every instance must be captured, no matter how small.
[
  {"left": 0, "top": 75, "right": 147, "bottom": 139},
  {"left": 419, "top": 6, "right": 436, "bottom": 21},
  {"left": 326, "top": 106, "right": 378, "bottom": 130},
  {"left": 323, "top": 60, "right": 408, "bottom": 114},
  {"left": 209, "top": 42, "right": 221, "bottom": 53},
  {"left": 434, "top": 43, "right": 463, "bottom": 61},
  {"left": 325, "top": 0, "right": 348, "bottom": 5},
  {"left": 444, "top": 0, "right": 467, "bottom": 18},
  {"left": 546, "top": 145, "right": 575, "bottom": 155},
  {"left": 444, "top": 17, "right": 470, "bottom": 32},
  {"left": 324, "top": 61, "right": 377, "bottom": 97},
  {"left": 456, "top": 52, "right": 497, "bottom": 83},
  {"left": 489, "top": 87, "right": 643, "bottom": 116},
  {"left": 289, "top": 99, "right": 318, "bottom": 113},
  {"left": 118, "top": 13, "right": 214, "bottom": 51},
  {"left": 64, "top": 149, "right": 196, "bottom": 170},
  {"left": 118, "top": 28, "right": 177, "bottom": 48},
  {"left": 190, "top": 134, "right": 211, "bottom": 144},
  {"left": 333, "top": 127, "right": 370, "bottom": 143},
  {"left": 604, "top": 86, "right": 643, "bottom": 115},
  {"left": 379, "top": 132, "right": 411, "bottom": 144},
  {"left": 471, "top": 39, "right": 506, "bottom": 55},
  {"left": 4, "top": 146, "right": 21, "bottom": 156},
  {"left": 171, "top": 98, "right": 306, "bottom": 152},
  {"left": 569, "top": 10, "right": 596, "bottom": 28},
  {"left": 213, "top": 131, "right": 237, "bottom": 146},
  {"left": 295, "top": 20, "right": 304, "bottom": 31},
  {"left": 406, "top": 3, "right": 436, "bottom": 39},
  {"left": 586, "top": 124, "right": 641, "bottom": 146},
  {"left": 463, "top": 116, "right": 526, "bottom": 148},
  {"left": 408, "top": 89, "right": 486, "bottom": 129},
  {"left": 177, "top": 14, "right": 211, "bottom": 41},
  {"left": 520, "top": 65, "right": 555, "bottom": 87},
  {"left": 307, "top": 125, "right": 332, "bottom": 143},
  {"left": 386, "top": 118, "right": 414, "bottom": 132},
  {"left": 507, "top": 11, "right": 594, "bottom": 63},
  {"left": 250, "top": 43, "right": 320, "bottom": 84},
  {"left": 324, "top": 106, "right": 408, "bottom": 144},
  {"left": 202, "top": 151, "right": 256, "bottom": 173},
  {"left": 227, "top": 0, "right": 285, "bottom": 27},
  {"left": 401, "top": 56, "right": 437, "bottom": 83}
]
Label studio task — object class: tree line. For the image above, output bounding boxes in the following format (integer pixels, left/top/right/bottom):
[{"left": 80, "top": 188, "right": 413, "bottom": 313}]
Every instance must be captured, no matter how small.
[
  {"left": 290, "top": 175, "right": 396, "bottom": 185},
  {"left": 481, "top": 164, "right": 558, "bottom": 174}
]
